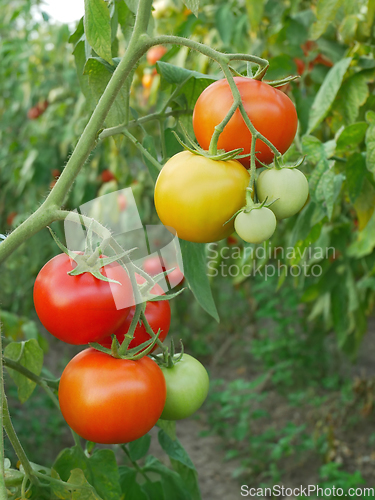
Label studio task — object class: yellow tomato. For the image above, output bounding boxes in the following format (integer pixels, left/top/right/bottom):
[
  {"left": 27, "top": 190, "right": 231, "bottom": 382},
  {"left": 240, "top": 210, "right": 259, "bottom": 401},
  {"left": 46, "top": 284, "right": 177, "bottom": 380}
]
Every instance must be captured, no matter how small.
[{"left": 154, "top": 151, "right": 249, "bottom": 243}]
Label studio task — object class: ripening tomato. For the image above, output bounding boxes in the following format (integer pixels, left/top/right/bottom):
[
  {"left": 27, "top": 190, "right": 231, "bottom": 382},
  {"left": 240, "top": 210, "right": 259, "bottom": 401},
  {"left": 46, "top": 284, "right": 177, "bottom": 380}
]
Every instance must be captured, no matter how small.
[
  {"left": 6, "top": 212, "right": 17, "bottom": 226},
  {"left": 33, "top": 254, "right": 133, "bottom": 344},
  {"left": 100, "top": 275, "right": 171, "bottom": 352},
  {"left": 159, "top": 354, "right": 209, "bottom": 421},
  {"left": 146, "top": 46, "right": 167, "bottom": 65},
  {"left": 235, "top": 207, "right": 277, "bottom": 244},
  {"left": 154, "top": 151, "right": 250, "bottom": 243},
  {"left": 27, "top": 106, "right": 41, "bottom": 120},
  {"left": 101, "top": 170, "right": 116, "bottom": 183},
  {"left": 257, "top": 167, "right": 309, "bottom": 220},
  {"left": 193, "top": 77, "right": 298, "bottom": 167},
  {"left": 59, "top": 349, "right": 166, "bottom": 443}
]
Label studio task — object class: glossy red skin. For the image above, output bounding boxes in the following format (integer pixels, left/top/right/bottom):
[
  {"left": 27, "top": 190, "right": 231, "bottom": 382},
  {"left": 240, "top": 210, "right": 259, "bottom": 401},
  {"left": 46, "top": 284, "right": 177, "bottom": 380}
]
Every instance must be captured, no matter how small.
[
  {"left": 100, "top": 276, "right": 171, "bottom": 352},
  {"left": 193, "top": 77, "right": 298, "bottom": 168},
  {"left": 33, "top": 253, "right": 133, "bottom": 345},
  {"left": 59, "top": 349, "right": 166, "bottom": 444}
]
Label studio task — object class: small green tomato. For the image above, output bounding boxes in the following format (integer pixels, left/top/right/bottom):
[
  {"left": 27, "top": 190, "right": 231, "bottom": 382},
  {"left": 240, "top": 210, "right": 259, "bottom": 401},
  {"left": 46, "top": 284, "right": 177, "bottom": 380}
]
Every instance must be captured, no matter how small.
[
  {"left": 257, "top": 167, "right": 309, "bottom": 219},
  {"left": 235, "top": 207, "right": 276, "bottom": 244},
  {"left": 159, "top": 354, "right": 209, "bottom": 421}
]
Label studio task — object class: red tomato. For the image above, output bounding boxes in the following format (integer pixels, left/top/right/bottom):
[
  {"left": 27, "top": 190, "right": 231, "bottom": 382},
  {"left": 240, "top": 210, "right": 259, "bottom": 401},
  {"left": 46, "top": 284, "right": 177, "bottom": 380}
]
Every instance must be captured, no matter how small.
[
  {"left": 101, "top": 170, "right": 116, "bottom": 183},
  {"left": 51, "top": 169, "right": 61, "bottom": 179},
  {"left": 313, "top": 54, "right": 333, "bottom": 68},
  {"left": 33, "top": 254, "right": 133, "bottom": 344},
  {"left": 143, "top": 256, "right": 165, "bottom": 276},
  {"left": 193, "top": 77, "right": 298, "bottom": 167},
  {"left": 6, "top": 212, "right": 17, "bottom": 226},
  {"left": 100, "top": 275, "right": 171, "bottom": 352},
  {"left": 59, "top": 348, "right": 166, "bottom": 443},
  {"left": 146, "top": 46, "right": 167, "bottom": 65},
  {"left": 294, "top": 58, "right": 306, "bottom": 75},
  {"left": 27, "top": 106, "right": 41, "bottom": 120},
  {"left": 143, "top": 256, "right": 184, "bottom": 287}
]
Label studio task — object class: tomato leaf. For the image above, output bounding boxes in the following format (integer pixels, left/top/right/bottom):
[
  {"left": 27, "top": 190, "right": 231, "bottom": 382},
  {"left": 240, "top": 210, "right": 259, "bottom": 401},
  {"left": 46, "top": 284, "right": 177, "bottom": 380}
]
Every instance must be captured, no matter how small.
[
  {"left": 4, "top": 339, "right": 43, "bottom": 403},
  {"left": 336, "top": 122, "right": 368, "bottom": 152},
  {"left": 69, "top": 469, "right": 103, "bottom": 500},
  {"left": 365, "top": 110, "right": 375, "bottom": 174},
  {"left": 181, "top": 0, "right": 199, "bottom": 17},
  {"left": 307, "top": 57, "right": 352, "bottom": 134},
  {"left": 345, "top": 153, "right": 367, "bottom": 203},
  {"left": 119, "top": 466, "right": 149, "bottom": 499},
  {"left": 348, "top": 210, "right": 375, "bottom": 258},
  {"left": 84, "top": 0, "right": 113, "bottom": 65},
  {"left": 215, "top": 4, "right": 234, "bottom": 45},
  {"left": 54, "top": 447, "right": 121, "bottom": 500},
  {"left": 128, "top": 434, "right": 151, "bottom": 462},
  {"left": 141, "top": 481, "right": 165, "bottom": 500},
  {"left": 331, "top": 284, "right": 349, "bottom": 349},
  {"left": 158, "top": 430, "right": 195, "bottom": 470},
  {"left": 309, "top": 0, "right": 344, "bottom": 40},
  {"left": 179, "top": 240, "right": 219, "bottom": 322},
  {"left": 84, "top": 58, "right": 128, "bottom": 130},
  {"left": 144, "top": 456, "right": 192, "bottom": 500}
]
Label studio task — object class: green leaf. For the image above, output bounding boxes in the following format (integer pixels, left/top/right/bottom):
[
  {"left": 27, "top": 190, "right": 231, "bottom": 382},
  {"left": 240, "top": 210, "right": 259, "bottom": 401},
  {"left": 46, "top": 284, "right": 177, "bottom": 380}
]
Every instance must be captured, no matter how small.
[
  {"left": 158, "top": 430, "right": 195, "bottom": 470},
  {"left": 141, "top": 481, "right": 165, "bottom": 500},
  {"left": 84, "top": 58, "right": 127, "bottom": 129},
  {"left": 50, "top": 469, "right": 71, "bottom": 500},
  {"left": 310, "top": 0, "right": 344, "bottom": 40},
  {"left": 157, "top": 62, "right": 216, "bottom": 109},
  {"left": 119, "top": 466, "right": 148, "bottom": 499},
  {"left": 309, "top": 159, "right": 329, "bottom": 201},
  {"left": 365, "top": 110, "right": 375, "bottom": 174},
  {"left": 69, "top": 469, "right": 103, "bottom": 500},
  {"left": 307, "top": 58, "right": 352, "bottom": 134},
  {"left": 73, "top": 40, "right": 95, "bottom": 108},
  {"left": 142, "top": 135, "right": 161, "bottom": 184},
  {"left": 144, "top": 457, "right": 192, "bottom": 500},
  {"left": 181, "top": 0, "right": 199, "bottom": 17},
  {"left": 128, "top": 434, "right": 151, "bottom": 462},
  {"left": 336, "top": 122, "right": 368, "bottom": 151},
  {"left": 215, "top": 4, "right": 234, "bottom": 45},
  {"left": 157, "top": 420, "right": 176, "bottom": 440},
  {"left": 169, "top": 460, "right": 201, "bottom": 500},
  {"left": 337, "top": 71, "right": 370, "bottom": 124},
  {"left": 348, "top": 210, "right": 375, "bottom": 258},
  {"left": 289, "top": 203, "right": 316, "bottom": 247},
  {"left": 4, "top": 339, "right": 43, "bottom": 403},
  {"left": 345, "top": 153, "right": 367, "bottom": 203},
  {"left": 338, "top": 14, "right": 358, "bottom": 44},
  {"left": 164, "top": 128, "right": 183, "bottom": 159},
  {"left": 54, "top": 447, "right": 121, "bottom": 500},
  {"left": 179, "top": 240, "right": 219, "bottom": 322},
  {"left": 302, "top": 135, "right": 327, "bottom": 163},
  {"left": 69, "top": 17, "right": 84, "bottom": 46},
  {"left": 84, "top": 0, "right": 113, "bottom": 65},
  {"left": 316, "top": 168, "right": 344, "bottom": 220},
  {"left": 245, "top": 0, "right": 264, "bottom": 35}
]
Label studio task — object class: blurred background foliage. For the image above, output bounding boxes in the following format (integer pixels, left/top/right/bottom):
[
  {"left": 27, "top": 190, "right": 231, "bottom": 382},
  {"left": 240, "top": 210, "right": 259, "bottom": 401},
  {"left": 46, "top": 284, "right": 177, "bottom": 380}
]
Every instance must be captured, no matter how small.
[{"left": 1, "top": 0, "right": 375, "bottom": 494}]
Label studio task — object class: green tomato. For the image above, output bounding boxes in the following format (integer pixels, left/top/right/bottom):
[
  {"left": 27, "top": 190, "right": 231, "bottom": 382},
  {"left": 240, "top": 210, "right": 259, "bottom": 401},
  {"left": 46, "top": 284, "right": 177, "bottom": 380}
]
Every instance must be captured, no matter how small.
[
  {"left": 257, "top": 167, "right": 309, "bottom": 219},
  {"left": 159, "top": 354, "right": 209, "bottom": 421},
  {"left": 235, "top": 207, "right": 276, "bottom": 244}
]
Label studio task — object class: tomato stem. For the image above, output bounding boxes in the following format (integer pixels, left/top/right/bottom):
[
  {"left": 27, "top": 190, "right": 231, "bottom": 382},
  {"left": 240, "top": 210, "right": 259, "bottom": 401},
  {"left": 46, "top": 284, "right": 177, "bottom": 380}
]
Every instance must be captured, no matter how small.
[{"left": 0, "top": 325, "right": 8, "bottom": 500}]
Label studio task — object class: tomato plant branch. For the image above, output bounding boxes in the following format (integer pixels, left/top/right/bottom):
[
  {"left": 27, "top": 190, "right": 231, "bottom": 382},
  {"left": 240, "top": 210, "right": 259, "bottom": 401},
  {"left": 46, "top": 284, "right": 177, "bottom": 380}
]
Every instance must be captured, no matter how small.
[
  {"left": 99, "top": 109, "right": 193, "bottom": 140},
  {"left": 122, "top": 129, "right": 163, "bottom": 172},
  {"left": 121, "top": 445, "right": 152, "bottom": 483},
  {"left": 3, "top": 357, "right": 59, "bottom": 391},
  {"left": 2, "top": 397, "right": 37, "bottom": 484}
]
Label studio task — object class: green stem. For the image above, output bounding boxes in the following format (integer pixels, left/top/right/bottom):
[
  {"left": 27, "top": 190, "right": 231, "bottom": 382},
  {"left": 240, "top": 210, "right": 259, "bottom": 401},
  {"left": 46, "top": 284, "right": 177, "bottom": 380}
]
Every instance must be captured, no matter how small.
[
  {"left": 122, "top": 129, "right": 163, "bottom": 172},
  {"left": 208, "top": 101, "right": 238, "bottom": 155},
  {"left": 2, "top": 397, "right": 37, "bottom": 484},
  {"left": 121, "top": 445, "right": 152, "bottom": 483},
  {"left": 3, "top": 357, "right": 59, "bottom": 391},
  {"left": 0, "top": 325, "right": 8, "bottom": 500},
  {"left": 34, "top": 470, "right": 94, "bottom": 492},
  {"left": 249, "top": 135, "right": 257, "bottom": 193},
  {"left": 99, "top": 109, "right": 192, "bottom": 140},
  {"left": 140, "top": 310, "right": 166, "bottom": 350}
]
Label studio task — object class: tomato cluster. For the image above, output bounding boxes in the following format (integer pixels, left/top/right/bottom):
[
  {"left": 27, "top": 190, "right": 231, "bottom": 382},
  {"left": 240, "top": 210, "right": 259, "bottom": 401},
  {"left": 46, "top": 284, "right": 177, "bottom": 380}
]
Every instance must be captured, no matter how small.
[
  {"left": 34, "top": 251, "right": 208, "bottom": 444},
  {"left": 154, "top": 76, "right": 309, "bottom": 245}
]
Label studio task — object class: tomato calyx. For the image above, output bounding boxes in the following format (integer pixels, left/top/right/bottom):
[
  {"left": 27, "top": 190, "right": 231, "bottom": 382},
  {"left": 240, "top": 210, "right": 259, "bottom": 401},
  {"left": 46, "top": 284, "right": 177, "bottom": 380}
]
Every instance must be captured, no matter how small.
[
  {"left": 48, "top": 224, "right": 134, "bottom": 285},
  {"left": 152, "top": 339, "right": 184, "bottom": 369},
  {"left": 172, "top": 126, "right": 244, "bottom": 162},
  {"left": 258, "top": 155, "right": 306, "bottom": 171}
]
